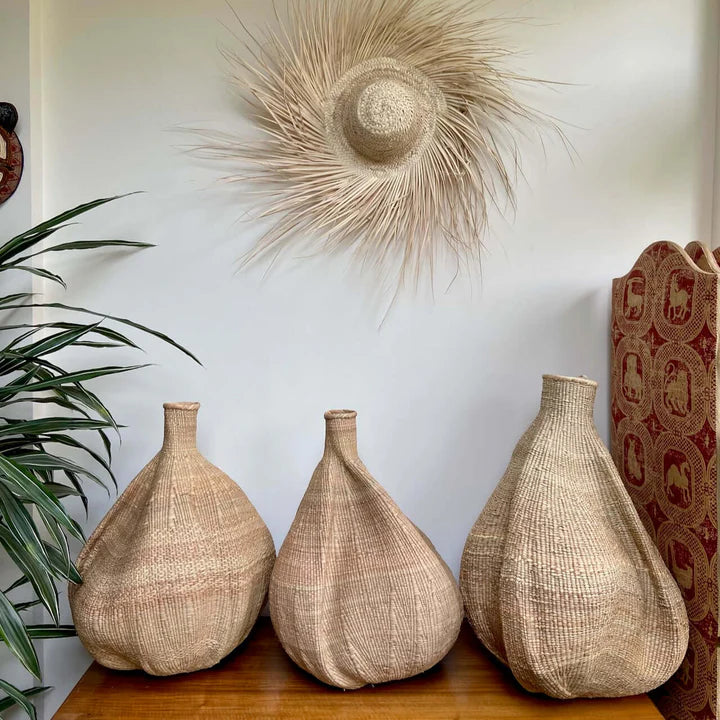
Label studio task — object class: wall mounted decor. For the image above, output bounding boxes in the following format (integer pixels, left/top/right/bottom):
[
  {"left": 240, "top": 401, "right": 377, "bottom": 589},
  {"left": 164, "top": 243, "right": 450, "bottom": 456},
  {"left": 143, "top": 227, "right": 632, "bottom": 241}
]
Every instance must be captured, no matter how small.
[
  {"left": 461, "top": 374, "right": 688, "bottom": 699},
  {"left": 208, "top": 0, "right": 562, "bottom": 286},
  {"left": 611, "top": 241, "right": 719, "bottom": 720},
  {"left": 270, "top": 410, "right": 463, "bottom": 689},
  {"left": 0, "top": 102, "right": 23, "bottom": 205},
  {"left": 70, "top": 402, "right": 275, "bottom": 676}
]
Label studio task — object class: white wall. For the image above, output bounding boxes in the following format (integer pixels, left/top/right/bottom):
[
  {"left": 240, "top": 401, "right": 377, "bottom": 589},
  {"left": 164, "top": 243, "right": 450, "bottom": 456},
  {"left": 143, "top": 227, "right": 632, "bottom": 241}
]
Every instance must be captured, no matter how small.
[
  {"left": 0, "top": 0, "right": 39, "bottom": 710},
  {"left": 1, "top": 0, "right": 717, "bottom": 717},
  {"left": 1, "top": 0, "right": 32, "bottom": 238}
]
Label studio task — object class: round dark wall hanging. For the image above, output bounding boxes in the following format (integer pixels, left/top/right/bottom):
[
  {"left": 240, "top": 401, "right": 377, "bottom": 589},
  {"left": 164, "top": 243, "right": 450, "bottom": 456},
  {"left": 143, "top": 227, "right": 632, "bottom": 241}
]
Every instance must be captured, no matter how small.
[{"left": 0, "top": 102, "right": 24, "bottom": 206}]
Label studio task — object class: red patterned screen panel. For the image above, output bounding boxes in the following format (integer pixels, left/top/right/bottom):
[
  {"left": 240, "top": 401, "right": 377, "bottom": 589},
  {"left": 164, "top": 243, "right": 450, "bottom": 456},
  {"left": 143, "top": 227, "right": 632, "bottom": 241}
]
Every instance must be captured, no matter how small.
[{"left": 611, "top": 241, "right": 718, "bottom": 720}]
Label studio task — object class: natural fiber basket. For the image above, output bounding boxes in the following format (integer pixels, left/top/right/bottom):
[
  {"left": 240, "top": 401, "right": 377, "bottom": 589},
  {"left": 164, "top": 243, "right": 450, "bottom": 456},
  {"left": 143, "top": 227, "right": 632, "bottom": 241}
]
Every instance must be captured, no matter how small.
[
  {"left": 460, "top": 375, "right": 688, "bottom": 698},
  {"left": 70, "top": 402, "right": 275, "bottom": 675},
  {"left": 270, "top": 409, "right": 463, "bottom": 689}
]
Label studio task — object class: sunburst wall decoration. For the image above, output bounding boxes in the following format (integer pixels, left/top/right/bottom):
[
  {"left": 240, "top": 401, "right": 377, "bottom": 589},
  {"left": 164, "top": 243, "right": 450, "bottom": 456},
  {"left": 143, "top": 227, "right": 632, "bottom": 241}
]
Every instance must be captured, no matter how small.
[{"left": 208, "top": 0, "right": 563, "bottom": 286}]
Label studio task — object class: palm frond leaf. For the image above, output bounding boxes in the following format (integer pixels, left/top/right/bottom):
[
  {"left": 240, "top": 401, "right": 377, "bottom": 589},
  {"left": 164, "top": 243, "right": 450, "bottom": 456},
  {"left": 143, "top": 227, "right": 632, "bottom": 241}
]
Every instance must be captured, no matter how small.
[
  {"left": 0, "top": 193, "right": 197, "bottom": 718},
  {"left": 0, "top": 681, "right": 48, "bottom": 719}
]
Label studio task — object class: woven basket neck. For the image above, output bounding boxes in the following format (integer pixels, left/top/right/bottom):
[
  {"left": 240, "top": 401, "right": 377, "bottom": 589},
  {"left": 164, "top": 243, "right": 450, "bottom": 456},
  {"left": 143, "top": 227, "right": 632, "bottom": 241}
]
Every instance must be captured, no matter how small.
[
  {"left": 323, "top": 410, "right": 359, "bottom": 459},
  {"left": 539, "top": 375, "right": 597, "bottom": 423},
  {"left": 162, "top": 402, "right": 199, "bottom": 451}
]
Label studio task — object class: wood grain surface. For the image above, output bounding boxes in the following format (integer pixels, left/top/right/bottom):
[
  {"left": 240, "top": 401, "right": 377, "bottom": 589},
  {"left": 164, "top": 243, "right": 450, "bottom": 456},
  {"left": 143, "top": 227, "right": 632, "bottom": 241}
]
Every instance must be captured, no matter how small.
[{"left": 53, "top": 618, "right": 663, "bottom": 719}]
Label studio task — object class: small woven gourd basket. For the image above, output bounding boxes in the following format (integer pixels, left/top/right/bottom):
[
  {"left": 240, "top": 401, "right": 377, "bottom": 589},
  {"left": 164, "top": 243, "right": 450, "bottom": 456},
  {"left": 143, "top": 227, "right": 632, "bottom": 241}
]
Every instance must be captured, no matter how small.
[{"left": 270, "top": 409, "right": 463, "bottom": 689}]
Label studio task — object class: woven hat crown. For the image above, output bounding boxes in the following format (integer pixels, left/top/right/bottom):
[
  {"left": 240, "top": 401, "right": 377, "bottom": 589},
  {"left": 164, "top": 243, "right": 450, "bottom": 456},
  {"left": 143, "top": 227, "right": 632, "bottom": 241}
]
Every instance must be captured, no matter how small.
[
  {"left": 325, "top": 57, "right": 445, "bottom": 173},
  {"left": 343, "top": 78, "right": 423, "bottom": 162}
]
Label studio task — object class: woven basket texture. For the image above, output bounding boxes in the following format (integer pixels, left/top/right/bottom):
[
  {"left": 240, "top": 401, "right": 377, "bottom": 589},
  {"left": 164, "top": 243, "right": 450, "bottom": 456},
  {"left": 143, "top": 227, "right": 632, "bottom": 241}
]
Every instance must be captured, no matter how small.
[
  {"left": 269, "top": 409, "right": 463, "bottom": 689},
  {"left": 460, "top": 375, "right": 689, "bottom": 699},
  {"left": 325, "top": 56, "right": 444, "bottom": 172},
  {"left": 69, "top": 402, "right": 275, "bottom": 676}
]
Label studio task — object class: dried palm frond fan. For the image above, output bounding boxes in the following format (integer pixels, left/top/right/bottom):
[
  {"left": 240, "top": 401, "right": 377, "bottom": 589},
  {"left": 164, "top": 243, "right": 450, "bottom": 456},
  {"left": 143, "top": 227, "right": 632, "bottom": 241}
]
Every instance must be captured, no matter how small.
[{"left": 209, "top": 0, "right": 562, "bottom": 288}]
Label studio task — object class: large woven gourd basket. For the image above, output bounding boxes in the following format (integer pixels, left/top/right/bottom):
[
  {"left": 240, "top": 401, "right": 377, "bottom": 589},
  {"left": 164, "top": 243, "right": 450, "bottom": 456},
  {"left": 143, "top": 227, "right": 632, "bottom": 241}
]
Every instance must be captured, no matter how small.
[
  {"left": 70, "top": 402, "right": 276, "bottom": 676},
  {"left": 460, "top": 375, "right": 688, "bottom": 699},
  {"left": 269, "top": 409, "right": 463, "bottom": 689}
]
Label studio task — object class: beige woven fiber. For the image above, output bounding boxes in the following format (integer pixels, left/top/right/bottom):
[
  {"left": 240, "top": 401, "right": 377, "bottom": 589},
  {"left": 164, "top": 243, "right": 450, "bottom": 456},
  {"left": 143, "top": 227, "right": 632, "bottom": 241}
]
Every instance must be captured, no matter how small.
[
  {"left": 204, "top": 0, "right": 567, "bottom": 289},
  {"left": 69, "top": 402, "right": 276, "bottom": 676},
  {"left": 269, "top": 409, "right": 463, "bottom": 689},
  {"left": 460, "top": 375, "right": 689, "bottom": 699},
  {"left": 325, "top": 57, "right": 445, "bottom": 172}
]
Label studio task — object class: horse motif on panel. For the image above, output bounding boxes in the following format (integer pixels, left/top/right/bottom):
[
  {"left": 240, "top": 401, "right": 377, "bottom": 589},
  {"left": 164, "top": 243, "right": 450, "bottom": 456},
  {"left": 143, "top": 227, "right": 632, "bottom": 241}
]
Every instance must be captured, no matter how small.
[{"left": 611, "top": 241, "right": 718, "bottom": 720}]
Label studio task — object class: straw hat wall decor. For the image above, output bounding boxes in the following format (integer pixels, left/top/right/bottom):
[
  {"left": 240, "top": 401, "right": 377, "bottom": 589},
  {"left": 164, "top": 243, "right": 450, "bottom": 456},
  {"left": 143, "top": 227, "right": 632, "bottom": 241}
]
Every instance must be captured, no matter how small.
[{"left": 206, "top": 0, "right": 563, "bottom": 287}]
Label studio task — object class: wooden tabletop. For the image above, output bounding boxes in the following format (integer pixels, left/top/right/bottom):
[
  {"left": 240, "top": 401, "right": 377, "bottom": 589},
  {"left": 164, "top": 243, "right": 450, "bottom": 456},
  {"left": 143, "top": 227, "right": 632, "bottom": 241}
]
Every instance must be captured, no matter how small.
[{"left": 53, "top": 618, "right": 663, "bottom": 720}]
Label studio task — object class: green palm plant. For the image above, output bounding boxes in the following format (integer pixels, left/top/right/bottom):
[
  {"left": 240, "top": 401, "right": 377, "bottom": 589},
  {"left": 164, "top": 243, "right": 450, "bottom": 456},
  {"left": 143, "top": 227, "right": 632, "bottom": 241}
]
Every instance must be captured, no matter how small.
[{"left": 0, "top": 195, "right": 198, "bottom": 718}]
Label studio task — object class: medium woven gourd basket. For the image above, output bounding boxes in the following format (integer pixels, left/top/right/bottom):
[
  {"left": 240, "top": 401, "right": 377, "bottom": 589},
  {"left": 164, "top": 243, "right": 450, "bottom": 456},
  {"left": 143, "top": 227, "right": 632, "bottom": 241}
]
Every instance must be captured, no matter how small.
[
  {"left": 460, "top": 375, "right": 688, "bottom": 698},
  {"left": 270, "top": 409, "right": 463, "bottom": 689},
  {"left": 70, "top": 402, "right": 275, "bottom": 675}
]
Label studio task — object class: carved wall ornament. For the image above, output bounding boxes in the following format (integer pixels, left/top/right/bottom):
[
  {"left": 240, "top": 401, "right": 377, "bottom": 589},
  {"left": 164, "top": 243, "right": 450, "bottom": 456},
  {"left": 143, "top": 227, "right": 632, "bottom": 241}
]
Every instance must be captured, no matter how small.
[{"left": 0, "top": 102, "right": 23, "bottom": 206}]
